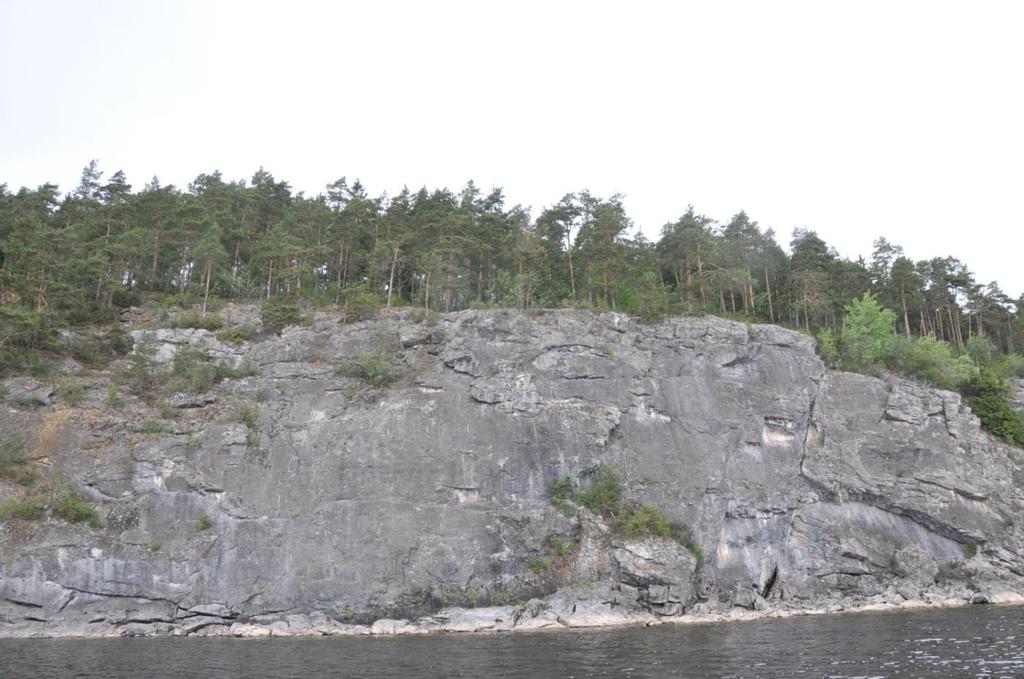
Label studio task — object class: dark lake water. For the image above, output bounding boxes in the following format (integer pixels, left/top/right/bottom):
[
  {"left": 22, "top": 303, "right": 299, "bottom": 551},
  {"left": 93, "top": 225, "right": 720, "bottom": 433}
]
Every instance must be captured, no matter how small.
[{"left": 2, "top": 605, "right": 1023, "bottom": 679}]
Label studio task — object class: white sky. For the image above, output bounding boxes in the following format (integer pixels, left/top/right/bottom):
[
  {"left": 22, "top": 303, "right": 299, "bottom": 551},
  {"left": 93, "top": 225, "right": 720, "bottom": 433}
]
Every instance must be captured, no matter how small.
[{"left": 1, "top": 0, "right": 1022, "bottom": 297}]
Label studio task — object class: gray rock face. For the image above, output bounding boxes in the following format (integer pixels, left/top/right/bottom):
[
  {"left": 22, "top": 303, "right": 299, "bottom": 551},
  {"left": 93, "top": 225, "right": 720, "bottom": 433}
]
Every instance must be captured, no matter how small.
[
  {"left": 1012, "top": 379, "right": 1024, "bottom": 418},
  {"left": 2, "top": 309, "right": 1023, "bottom": 637},
  {"left": 1, "top": 377, "right": 55, "bottom": 407}
]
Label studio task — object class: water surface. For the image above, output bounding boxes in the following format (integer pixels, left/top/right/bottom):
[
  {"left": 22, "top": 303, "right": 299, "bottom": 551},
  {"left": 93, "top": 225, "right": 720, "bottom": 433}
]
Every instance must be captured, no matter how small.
[{"left": 2, "top": 604, "right": 1022, "bottom": 678}]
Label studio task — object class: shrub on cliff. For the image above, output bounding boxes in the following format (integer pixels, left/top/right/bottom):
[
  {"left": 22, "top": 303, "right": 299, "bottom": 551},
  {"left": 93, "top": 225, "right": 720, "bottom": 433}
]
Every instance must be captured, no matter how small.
[
  {"left": 344, "top": 292, "right": 383, "bottom": 322},
  {"left": 261, "top": 301, "right": 308, "bottom": 332},
  {"left": 53, "top": 493, "right": 102, "bottom": 528},
  {"left": 170, "top": 312, "right": 223, "bottom": 332},
  {"left": 338, "top": 353, "right": 401, "bottom": 388},
  {"left": 885, "top": 336, "right": 976, "bottom": 391},
  {"left": 963, "top": 372, "right": 1024, "bottom": 446},
  {"left": 547, "top": 464, "right": 697, "bottom": 553}
]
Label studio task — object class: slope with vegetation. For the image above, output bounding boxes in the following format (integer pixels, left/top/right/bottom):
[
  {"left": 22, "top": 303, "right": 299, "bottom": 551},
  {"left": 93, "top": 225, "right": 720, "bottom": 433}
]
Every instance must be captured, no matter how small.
[{"left": 1, "top": 163, "right": 1022, "bottom": 442}]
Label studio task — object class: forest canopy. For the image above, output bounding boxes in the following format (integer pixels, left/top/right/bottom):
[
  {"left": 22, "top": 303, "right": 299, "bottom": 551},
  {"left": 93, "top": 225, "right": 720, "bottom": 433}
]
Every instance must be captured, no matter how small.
[{"left": 1, "top": 162, "right": 1022, "bottom": 361}]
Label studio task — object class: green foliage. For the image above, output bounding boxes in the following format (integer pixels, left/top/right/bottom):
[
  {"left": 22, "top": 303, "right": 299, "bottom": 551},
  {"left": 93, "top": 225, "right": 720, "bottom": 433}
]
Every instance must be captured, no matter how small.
[
  {"left": 409, "top": 307, "right": 439, "bottom": 325},
  {"left": 964, "top": 372, "right": 1024, "bottom": 446},
  {"left": 168, "top": 347, "right": 259, "bottom": 394},
  {"left": 839, "top": 294, "right": 896, "bottom": 371},
  {"left": 0, "top": 433, "right": 34, "bottom": 486},
  {"left": 339, "top": 353, "right": 402, "bottom": 388},
  {"left": 610, "top": 503, "right": 678, "bottom": 541},
  {"left": 815, "top": 329, "right": 839, "bottom": 367},
  {"left": 65, "top": 327, "right": 133, "bottom": 368},
  {"left": 56, "top": 377, "right": 85, "bottom": 406},
  {"left": 134, "top": 420, "right": 173, "bottom": 435},
  {"left": 170, "top": 312, "right": 223, "bottom": 331},
  {"left": 233, "top": 404, "right": 258, "bottom": 430},
  {"left": 547, "top": 475, "right": 575, "bottom": 515},
  {"left": 1, "top": 347, "right": 49, "bottom": 377},
  {"left": 0, "top": 496, "right": 45, "bottom": 521},
  {"left": 344, "top": 292, "right": 383, "bottom": 322},
  {"left": 0, "top": 308, "right": 55, "bottom": 377},
  {"left": 1006, "top": 354, "right": 1024, "bottom": 379},
  {"left": 53, "top": 493, "right": 102, "bottom": 528},
  {"left": 527, "top": 536, "right": 576, "bottom": 574},
  {"left": 574, "top": 463, "right": 623, "bottom": 517},
  {"left": 119, "top": 347, "right": 162, "bottom": 398},
  {"left": 886, "top": 336, "right": 977, "bottom": 391},
  {"left": 0, "top": 164, "right": 1019, "bottom": 390},
  {"left": 0, "top": 432, "right": 27, "bottom": 469},
  {"left": 963, "top": 542, "right": 978, "bottom": 559},
  {"left": 546, "top": 463, "right": 695, "bottom": 547},
  {"left": 261, "top": 301, "right": 308, "bottom": 332},
  {"left": 158, "top": 402, "right": 179, "bottom": 420},
  {"left": 195, "top": 514, "right": 212, "bottom": 532},
  {"left": 148, "top": 540, "right": 162, "bottom": 552},
  {"left": 103, "top": 385, "right": 122, "bottom": 407},
  {"left": 216, "top": 325, "right": 258, "bottom": 345},
  {"left": 686, "top": 541, "right": 705, "bottom": 564}
]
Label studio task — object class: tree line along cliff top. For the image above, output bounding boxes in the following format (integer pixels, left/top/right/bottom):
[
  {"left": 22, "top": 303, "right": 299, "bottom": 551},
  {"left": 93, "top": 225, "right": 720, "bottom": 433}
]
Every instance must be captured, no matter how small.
[{"left": 1, "top": 163, "right": 1022, "bottom": 390}]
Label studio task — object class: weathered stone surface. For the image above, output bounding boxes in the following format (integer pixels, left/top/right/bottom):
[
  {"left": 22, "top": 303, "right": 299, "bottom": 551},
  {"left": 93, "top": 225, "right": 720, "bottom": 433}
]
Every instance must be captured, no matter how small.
[
  {"left": 1012, "top": 379, "right": 1024, "bottom": 418},
  {"left": 2, "top": 308, "right": 1023, "bottom": 637},
  {"left": 613, "top": 539, "right": 697, "bottom": 614},
  {"left": 166, "top": 392, "right": 217, "bottom": 409},
  {"left": 1, "top": 377, "right": 55, "bottom": 406}
]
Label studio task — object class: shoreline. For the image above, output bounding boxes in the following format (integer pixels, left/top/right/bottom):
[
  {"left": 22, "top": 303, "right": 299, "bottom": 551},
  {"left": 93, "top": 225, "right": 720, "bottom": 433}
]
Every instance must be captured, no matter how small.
[{"left": 3, "top": 590, "right": 1022, "bottom": 640}]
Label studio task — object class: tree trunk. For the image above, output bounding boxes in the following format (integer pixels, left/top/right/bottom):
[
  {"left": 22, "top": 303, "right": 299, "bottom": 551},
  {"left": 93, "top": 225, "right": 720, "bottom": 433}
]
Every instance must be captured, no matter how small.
[
  {"left": 335, "top": 241, "right": 345, "bottom": 305},
  {"left": 764, "top": 267, "right": 775, "bottom": 324},
  {"left": 423, "top": 270, "right": 431, "bottom": 311},
  {"left": 386, "top": 246, "right": 400, "bottom": 308},
  {"left": 201, "top": 261, "right": 212, "bottom": 314},
  {"left": 900, "top": 285, "right": 911, "bottom": 338},
  {"left": 697, "top": 251, "right": 707, "bottom": 310},
  {"left": 567, "top": 243, "right": 577, "bottom": 300}
]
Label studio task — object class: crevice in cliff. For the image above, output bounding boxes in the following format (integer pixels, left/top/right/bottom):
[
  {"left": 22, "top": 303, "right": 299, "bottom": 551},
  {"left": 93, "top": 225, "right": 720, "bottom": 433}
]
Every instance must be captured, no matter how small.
[
  {"left": 57, "top": 584, "right": 182, "bottom": 609},
  {"left": 910, "top": 477, "right": 989, "bottom": 502},
  {"left": 760, "top": 566, "right": 779, "bottom": 599},
  {"left": 721, "top": 344, "right": 762, "bottom": 368}
]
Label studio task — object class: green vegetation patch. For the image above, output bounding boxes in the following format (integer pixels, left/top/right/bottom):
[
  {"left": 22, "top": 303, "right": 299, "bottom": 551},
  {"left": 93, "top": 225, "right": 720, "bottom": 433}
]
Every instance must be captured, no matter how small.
[
  {"left": 547, "top": 463, "right": 700, "bottom": 559},
  {"left": 216, "top": 325, "right": 258, "bottom": 345},
  {"left": 344, "top": 292, "right": 383, "bottom": 322},
  {"left": 964, "top": 373, "right": 1024, "bottom": 446},
  {"left": 338, "top": 353, "right": 403, "bottom": 388},
  {"left": 0, "top": 496, "right": 45, "bottom": 521},
  {"left": 169, "top": 347, "right": 259, "bottom": 394},
  {"left": 170, "top": 312, "right": 223, "bottom": 331},
  {"left": 0, "top": 433, "right": 35, "bottom": 486},
  {"left": 134, "top": 419, "right": 174, "bottom": 435},
  {"left": 53, "top": 493, "right": 102, "bottom": 528},
  {"left": 56, "top": 377, "right": 86, "bottom": 406},
  {"left": 261, "top": 301, "right": 308, "bottom": 332}
]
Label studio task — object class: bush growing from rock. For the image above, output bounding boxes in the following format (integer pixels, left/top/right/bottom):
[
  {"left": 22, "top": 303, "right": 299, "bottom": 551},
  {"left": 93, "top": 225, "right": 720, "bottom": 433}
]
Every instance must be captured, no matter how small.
[
  {"left": 261, "top": 301, "right": 307, "bottom": 332},
  {"left": 170, "top": 312, "right": 223, "bottom": 331},
  {"left": 344, "top": 292, "right": 383, "bottom": 322},
  {"left": 338, "top": 353, "right": 402, "bottom": 388},
  {"left": 0, "top": 496, "right": 45, "bottom": 521},
  {"left": 53, "top": 493, "right": 102, "bottom": 528}
]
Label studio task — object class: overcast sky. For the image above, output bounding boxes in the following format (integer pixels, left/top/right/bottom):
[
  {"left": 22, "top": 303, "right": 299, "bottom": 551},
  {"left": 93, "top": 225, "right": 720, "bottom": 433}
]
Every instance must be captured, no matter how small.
[{"left": 1, "top": 0, "right": 1022, "bottom": 297}]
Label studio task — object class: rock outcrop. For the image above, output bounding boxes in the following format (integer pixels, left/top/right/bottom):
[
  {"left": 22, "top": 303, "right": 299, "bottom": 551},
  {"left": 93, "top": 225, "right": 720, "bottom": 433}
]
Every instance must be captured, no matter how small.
[{"left": 2, "top": 309, "right": 1022, "bottom": 637}]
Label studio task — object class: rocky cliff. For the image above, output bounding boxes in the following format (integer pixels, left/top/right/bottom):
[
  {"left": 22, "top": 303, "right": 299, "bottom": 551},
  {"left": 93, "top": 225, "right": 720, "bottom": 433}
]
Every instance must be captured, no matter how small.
[{"left": 2, "top": 309, "right": 1023, "bottom": 637}]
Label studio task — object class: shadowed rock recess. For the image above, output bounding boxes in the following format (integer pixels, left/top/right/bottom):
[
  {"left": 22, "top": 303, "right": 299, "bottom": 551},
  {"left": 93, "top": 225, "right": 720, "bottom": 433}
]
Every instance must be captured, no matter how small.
[{"left": 2, "top": 309, "right": 1023, "bottom": 638}]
